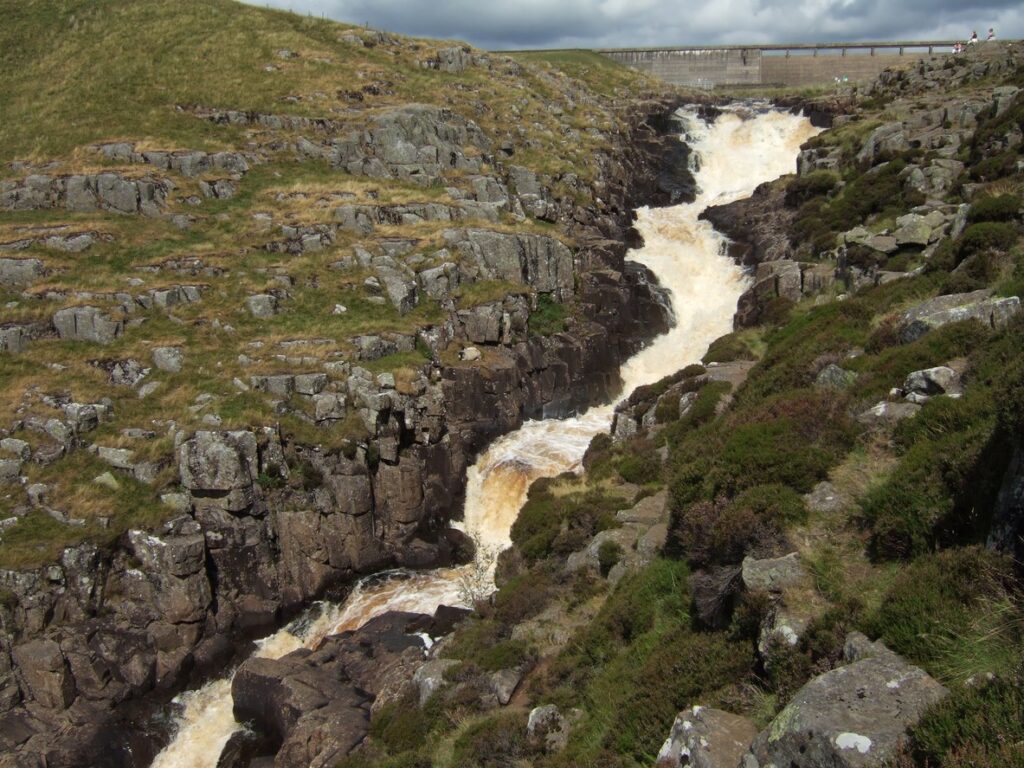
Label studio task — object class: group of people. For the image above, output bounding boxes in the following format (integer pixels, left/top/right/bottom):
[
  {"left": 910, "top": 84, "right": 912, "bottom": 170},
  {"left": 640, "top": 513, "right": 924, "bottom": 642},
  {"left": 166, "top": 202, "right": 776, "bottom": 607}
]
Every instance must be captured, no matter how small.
[{"left": 953, "top": 28, "right": 995, "bottom": 53}]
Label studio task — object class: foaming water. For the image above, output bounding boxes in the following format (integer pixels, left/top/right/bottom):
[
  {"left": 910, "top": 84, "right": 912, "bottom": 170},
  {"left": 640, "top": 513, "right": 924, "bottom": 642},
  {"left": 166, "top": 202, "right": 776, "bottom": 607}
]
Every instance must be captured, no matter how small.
[{"left": 149, "top": 105, "right": 818, "bottom": 767}]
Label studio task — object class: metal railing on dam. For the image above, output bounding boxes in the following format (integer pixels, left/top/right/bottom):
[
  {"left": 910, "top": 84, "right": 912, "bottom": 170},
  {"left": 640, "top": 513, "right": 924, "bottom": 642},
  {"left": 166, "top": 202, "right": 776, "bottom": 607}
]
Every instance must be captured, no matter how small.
[{"left": 505, "top": 40, "right": 1013, "bottom": 89}]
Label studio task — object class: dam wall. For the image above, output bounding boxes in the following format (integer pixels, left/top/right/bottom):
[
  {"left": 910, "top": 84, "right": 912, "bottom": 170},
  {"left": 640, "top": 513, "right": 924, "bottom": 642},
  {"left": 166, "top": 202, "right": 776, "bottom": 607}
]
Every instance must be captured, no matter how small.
[{"left": 598, "top": 41, "right": 959, "bottom": 88}]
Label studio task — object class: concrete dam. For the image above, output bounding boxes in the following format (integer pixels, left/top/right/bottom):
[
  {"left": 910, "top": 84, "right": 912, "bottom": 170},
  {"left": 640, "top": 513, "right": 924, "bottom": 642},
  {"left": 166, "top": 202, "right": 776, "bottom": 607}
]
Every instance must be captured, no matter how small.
[{"left": 596, "top": 41, "right": 961, "bottom": 88}]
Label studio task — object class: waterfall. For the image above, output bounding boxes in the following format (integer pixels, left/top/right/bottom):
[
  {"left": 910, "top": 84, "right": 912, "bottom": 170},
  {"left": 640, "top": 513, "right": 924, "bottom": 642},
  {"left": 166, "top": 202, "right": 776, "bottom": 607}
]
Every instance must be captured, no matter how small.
[{"left": 150, "top": 104, "right": 819, "bottom": 767}]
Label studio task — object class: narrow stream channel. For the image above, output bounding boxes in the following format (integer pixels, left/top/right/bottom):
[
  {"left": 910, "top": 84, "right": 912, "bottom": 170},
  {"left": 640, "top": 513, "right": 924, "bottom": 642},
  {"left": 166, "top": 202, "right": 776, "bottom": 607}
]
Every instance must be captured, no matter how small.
[{"left": 150, "top": 104, "right": 820, "bottom": 767}]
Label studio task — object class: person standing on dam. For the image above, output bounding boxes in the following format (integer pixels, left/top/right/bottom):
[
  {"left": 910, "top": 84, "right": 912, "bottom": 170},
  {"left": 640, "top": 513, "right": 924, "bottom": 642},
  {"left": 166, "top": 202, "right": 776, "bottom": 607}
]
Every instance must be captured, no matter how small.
[{"left": 988, "top": 28, "right": 996, "bottom": 41}]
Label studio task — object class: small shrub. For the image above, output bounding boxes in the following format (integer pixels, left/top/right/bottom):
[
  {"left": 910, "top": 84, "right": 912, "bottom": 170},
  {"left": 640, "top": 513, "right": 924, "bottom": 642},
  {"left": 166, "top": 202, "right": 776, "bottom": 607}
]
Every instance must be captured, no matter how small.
[
  {"left": 758, "top": 296, "right": 796, "bottom": 327},
  {"left": 957, "top": 222, "right": 1018, "bottom": 260},
  {"left": 256, "top": 464, "right": 285, "bottom": 489},
  {"left": 681, "top": 363, "right": 707, "bottom": 377},
  {"left": 864, "top": 548, "right": 1020, "bottom": 675},
  {"left": 784, "top": 170, "right": 839, "bottom": 208},
  {"left": 290, "top": 459, "right": 323, "bottom": 491},
  {"left": 768, "top": 607, "right": 856, "bottom": 701},
  {"left": 493, "top": 570, "right": 553, "bottom": 624},
  {"left": 511, "top": 483, "right": 620, "bottom": 563},
  {"left": 608, "top": 630, "right": 753, "bottom": 760},
  {"left": 616, "top": 445, "right": 661, "bottom": 485},
  {"left": 703, "top": 332, "right": 757, "bottom": 364},
  {"left": 661, "top": 380, "right": 731, "bottom": 449},
  {"left": 529, "top": 293, "right": 568, "bottom": 336},
  {"left": 451, "top": 713, "right": 537, "bottom": 768},
  {"left": 670, "top": 484, "right": 802, "bottom": 568},
  {"left": 967, "top": 193, "right": 1022, "bottom": 224},
  {"left": 909, "top": 675, "right": 1024, "bottom": 767},
  {"left": 939, "top": 250, "right": 1003, "bottom": 295},
  {"left": 710, "top": 394, "right": 855, "bottom": 496},
  {"left": 862, "top": 385, "right": 1007, "bottom": 560},
  {"left": 597, "top": 540, "right": 623, "bottom": 577},
  {"left": 371, "top": 693, "right": 442, "bottom": 754}
]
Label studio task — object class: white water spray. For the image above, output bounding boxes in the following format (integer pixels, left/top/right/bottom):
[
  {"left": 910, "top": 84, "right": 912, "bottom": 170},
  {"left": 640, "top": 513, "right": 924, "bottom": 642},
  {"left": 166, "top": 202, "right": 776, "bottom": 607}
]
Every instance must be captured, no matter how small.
[{"left": 150, "top": 105, "right": 819, "bottom": 767}]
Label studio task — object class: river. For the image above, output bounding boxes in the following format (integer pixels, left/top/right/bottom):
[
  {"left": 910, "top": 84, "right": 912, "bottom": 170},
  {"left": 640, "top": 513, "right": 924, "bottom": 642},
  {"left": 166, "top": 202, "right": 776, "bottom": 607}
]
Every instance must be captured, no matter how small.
[{"left": 150, "top": 104, "right": 819, "bottom": 767}]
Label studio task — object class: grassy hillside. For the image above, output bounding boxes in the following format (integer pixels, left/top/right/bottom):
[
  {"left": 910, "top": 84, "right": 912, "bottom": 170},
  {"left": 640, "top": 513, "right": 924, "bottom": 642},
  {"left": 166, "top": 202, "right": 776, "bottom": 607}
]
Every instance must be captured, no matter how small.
[
  {"left": 0, "top": 0, "right": 665, "bottom": 568},
  {"left": 0, "top": 0, "right": 644, "bottom": 172}
]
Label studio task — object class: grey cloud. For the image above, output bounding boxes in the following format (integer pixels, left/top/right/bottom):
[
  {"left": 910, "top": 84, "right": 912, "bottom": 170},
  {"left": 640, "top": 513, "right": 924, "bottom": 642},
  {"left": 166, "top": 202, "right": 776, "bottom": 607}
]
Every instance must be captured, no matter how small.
[{"left": 248, "top": 0, "right": 1023, "bottom": 49}]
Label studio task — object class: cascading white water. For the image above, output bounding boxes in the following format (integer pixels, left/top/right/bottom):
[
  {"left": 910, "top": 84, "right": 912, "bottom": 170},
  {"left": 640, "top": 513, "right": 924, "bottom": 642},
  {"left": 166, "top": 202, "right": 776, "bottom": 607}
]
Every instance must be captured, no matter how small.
[{"left": 150, "top": 105, "right": 819, "bottom": 767}]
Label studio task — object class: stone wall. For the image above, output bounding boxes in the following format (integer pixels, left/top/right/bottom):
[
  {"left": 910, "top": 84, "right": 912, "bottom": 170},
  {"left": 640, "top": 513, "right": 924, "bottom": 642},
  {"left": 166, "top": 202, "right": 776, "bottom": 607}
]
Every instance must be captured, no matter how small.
[
  {"left": 761, "top": 52, "right": 913, "bottom": 87},
  {"left": 602, "top": 48, "right": 761, "bottom": 89}
]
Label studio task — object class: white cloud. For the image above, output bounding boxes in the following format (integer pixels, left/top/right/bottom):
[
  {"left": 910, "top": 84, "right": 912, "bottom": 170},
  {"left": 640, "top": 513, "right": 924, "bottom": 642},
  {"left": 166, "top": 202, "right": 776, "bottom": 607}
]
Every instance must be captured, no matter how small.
[{"left": 245, "top": 0, "right": 1024, "bottom": 49}]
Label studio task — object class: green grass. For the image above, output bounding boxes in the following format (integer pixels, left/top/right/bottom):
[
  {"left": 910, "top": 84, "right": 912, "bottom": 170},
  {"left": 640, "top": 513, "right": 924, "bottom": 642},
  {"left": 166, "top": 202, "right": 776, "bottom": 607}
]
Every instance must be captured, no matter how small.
[
  {"left": 509, "top": 50, "right": 648, "bottom": 99},
  {"left": 0, "top": 451, "right": 177, "bottom": 569},
  {"left": 863, "top": 548, "right": 1022, "bottom": 682},
  {"left": 540, "top": 558, "right": 752, "bottom": 766}
]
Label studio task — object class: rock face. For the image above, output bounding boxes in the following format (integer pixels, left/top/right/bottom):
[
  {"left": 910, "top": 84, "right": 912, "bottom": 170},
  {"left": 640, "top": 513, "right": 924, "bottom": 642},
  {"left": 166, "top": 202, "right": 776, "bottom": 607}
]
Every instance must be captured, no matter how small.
[
  {"left": 52, "top": 306, "right": 124, "bottom": 344},
  {"left": 989, "top": 444, "right": 1024, "bottom": 564},
  {"left": 0, "top": 257, "right": 45, "bottom": 288},
  {"left": 231, "top": 612, "right": 428, "bottom": 767},
  {"left": 293, "top": 104, "right": 490, "bottom": 186},
  {"left": 0, "top": 173, "right": 171, "bottom": 215},
  {"left": 746, "top": 633, "right": 948, "bottom": 768},
  {"left": 0, "top": 91, "right": 687, "bottom": 768},
  {"left": 444, "top": 228, "right": 575, "bottom": 299}
]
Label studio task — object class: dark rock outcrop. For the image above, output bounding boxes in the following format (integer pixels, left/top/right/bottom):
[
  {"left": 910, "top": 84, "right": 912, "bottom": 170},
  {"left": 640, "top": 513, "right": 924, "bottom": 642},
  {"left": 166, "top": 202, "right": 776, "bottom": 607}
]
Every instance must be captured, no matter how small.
[
  {"left": 230, "top": 612, "right": 428, "bottom": 768},
  {"left": 0, "top": 84, "right": 691, "bottom": 768}
]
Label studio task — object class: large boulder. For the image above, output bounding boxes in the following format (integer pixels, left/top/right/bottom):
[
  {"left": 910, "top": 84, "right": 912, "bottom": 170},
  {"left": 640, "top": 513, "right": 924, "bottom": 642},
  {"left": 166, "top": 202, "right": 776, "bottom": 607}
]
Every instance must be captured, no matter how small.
[
  {"left": 52, "top": 306, "right": 123, "bottom": 344},
  {"left": 178, "top": 430, "right": 258, "bottom": 513},
  {"left": 746, "top": 633, "right": 948, "bottom": 768},
  {"left": 444, "top": 229, "right": 574, "bottom": 298},
  {"left": 899, "top": 290, "right": 1020, "bottom": 343},
  {"left": 232, "top": 653, "right": 371, "bottom": 768},
  {"left": 657, "top": 706, "right": 758, "bottom": 768},
  {"left": 231, "top": 612, "right": 428, "bottom": 768},
  {"left": 741, "top": 552, "right": 806, "bottom": 593},
  {"left": 12, "top": 639, "right": 76, "bottom": 710},
  {"left": 903, "top": 366, "right": 960, "bottom": 397}
]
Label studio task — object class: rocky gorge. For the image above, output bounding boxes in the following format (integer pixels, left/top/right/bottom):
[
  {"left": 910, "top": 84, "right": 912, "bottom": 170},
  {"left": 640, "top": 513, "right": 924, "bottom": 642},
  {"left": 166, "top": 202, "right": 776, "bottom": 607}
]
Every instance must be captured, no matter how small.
[
  {"left": 0, "top": 3, "right": 710, "bottom": 765},
  {"left": 2, "top": 4, "right": 1024, "bottom": 768}
]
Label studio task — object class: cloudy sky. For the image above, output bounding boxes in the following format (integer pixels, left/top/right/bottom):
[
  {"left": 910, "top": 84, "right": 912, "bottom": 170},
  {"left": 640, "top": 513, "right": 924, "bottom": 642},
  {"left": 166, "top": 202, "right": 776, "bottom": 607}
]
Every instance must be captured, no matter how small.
[{"left": 246, "top": 0, "right": 1023, "bottom": 50}]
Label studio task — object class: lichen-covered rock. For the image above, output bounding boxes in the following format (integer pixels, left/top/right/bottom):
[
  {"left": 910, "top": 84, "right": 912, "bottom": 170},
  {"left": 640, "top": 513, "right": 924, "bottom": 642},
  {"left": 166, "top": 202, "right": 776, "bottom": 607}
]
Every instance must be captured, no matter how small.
[
  {"left": 741, "top": 552, "right": 806, "bottom": 593},
  {"left": 412, "top": 658, "right": 458, "bottom": 706},
  {"left": 0, "top": 172, "right": 171, "bottom": 215},
  {"left": 246, "top": 293, "right": 278, "bottom": 318},
  {"left": 0, "top": 324, "right": 27, "bottom": 354},
  {"left": 152, "top": 346, "right": 184, "bottom": 373},
  {"left": 899, "top": 290, "right": 1021, "bottom": 343},
  {"left": 815, "top": 363, "right": 857, "bottom": 391},
  {"left": 746, "top": 633, "right": 948, "bottom": 768},
  {"left": 857, "top": 401, "right": 921, "bottom": 426},
  {"left": 444, "top": 228, "right": 574, "bottom": 298},
  {"left": 657, "top": 706, "right": 758, "bottom": 768},
  {"left": 528, "top": 704, "right": 571, "bottom": 753}
]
